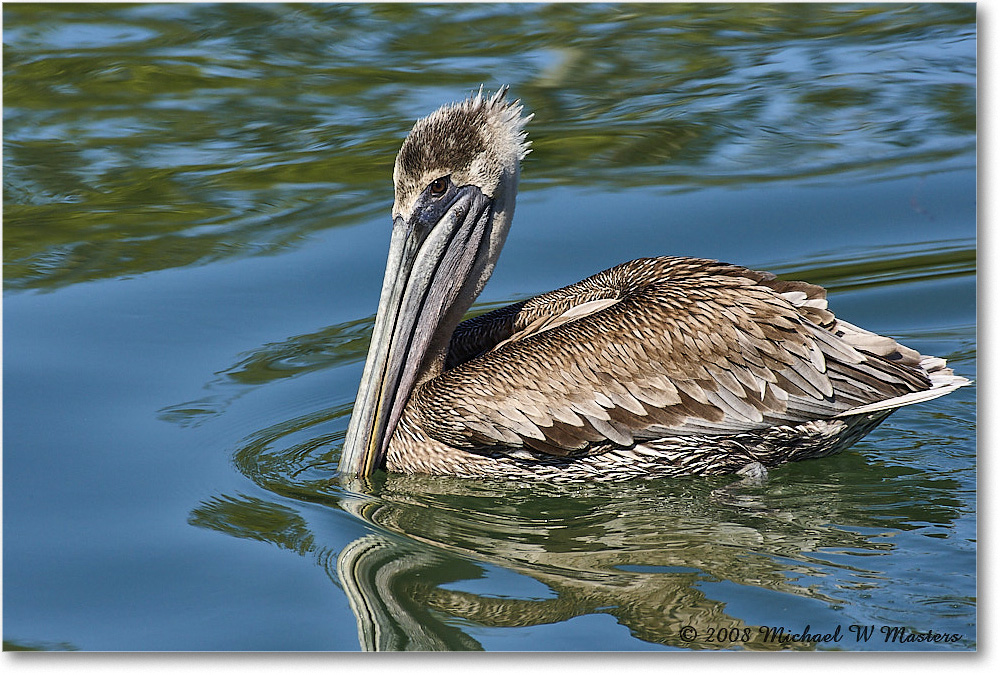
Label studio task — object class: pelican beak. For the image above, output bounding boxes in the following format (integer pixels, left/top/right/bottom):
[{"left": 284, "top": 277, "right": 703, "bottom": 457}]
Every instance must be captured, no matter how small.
[{"left": 339, "top": 185, "right": 494, "bottom": 478}]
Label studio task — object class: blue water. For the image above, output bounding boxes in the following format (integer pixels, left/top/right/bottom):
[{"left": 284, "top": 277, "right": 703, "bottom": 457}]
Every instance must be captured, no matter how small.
[{"left": 3, "top": 3, "right": 975, "bottom": 651}]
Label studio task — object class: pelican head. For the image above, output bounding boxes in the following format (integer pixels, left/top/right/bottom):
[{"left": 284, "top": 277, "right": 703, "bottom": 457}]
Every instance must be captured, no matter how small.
[{"left": 340, "top": 87, "right": 531, "bottom": 478}]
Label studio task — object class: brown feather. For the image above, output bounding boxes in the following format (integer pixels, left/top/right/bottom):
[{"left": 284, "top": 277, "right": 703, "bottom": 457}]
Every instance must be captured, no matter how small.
[{"left": 411, "top": 256, "right": 949, "bottom": 459}]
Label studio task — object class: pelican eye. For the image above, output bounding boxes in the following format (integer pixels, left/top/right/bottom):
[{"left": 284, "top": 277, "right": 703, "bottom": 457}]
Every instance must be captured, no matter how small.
[{"left": 429, "top": 177, "right": 449, "bottom": 197}]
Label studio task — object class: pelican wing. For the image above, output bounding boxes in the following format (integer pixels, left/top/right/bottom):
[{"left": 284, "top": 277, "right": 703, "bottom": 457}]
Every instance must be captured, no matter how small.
[
  {"left": 445, "top": 271, "right": 629, "bottom": 368},
  {"left": 415, "top": 257, "right": 932, "bottom": 456}
]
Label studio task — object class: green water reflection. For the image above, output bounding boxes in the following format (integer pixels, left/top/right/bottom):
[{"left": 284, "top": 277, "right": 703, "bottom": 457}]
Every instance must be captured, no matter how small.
[
  {"left": 186, "top": 449, "right": 972, "bottom": 650},
  {"left": 4, "top": 3, "right": 975, "bottom": 291}
]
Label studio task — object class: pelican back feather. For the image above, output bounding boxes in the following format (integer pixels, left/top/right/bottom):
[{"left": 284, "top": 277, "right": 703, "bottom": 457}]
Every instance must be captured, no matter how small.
[{"left": 408, "top": 257, "right": 939, "bottom": 459}]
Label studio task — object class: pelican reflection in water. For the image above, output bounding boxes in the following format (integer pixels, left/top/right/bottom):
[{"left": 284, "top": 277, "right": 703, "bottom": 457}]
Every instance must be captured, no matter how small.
[{"left": 340, "top": 87, "right": 968, "bottom": 482}]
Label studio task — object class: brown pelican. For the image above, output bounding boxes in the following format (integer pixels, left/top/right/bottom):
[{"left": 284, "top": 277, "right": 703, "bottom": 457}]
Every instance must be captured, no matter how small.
[{"left": 340, "top": 87, "right": 968, "bottom": 482}]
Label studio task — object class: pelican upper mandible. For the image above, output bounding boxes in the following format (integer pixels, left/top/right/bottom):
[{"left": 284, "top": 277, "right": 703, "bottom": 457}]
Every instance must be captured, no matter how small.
[{"left": 339, "top": 87, "right": 968, "bottom": 483}]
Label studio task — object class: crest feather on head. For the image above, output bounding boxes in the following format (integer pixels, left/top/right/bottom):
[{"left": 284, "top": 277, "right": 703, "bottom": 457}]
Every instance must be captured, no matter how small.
[{"left": 393, "top": 86, "right": 531, "bottom": 219}]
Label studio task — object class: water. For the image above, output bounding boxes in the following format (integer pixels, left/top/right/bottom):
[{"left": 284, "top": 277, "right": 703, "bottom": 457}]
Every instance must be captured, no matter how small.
[{"left": 3, "top": 3, "right": 976, "bottom": 651}]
